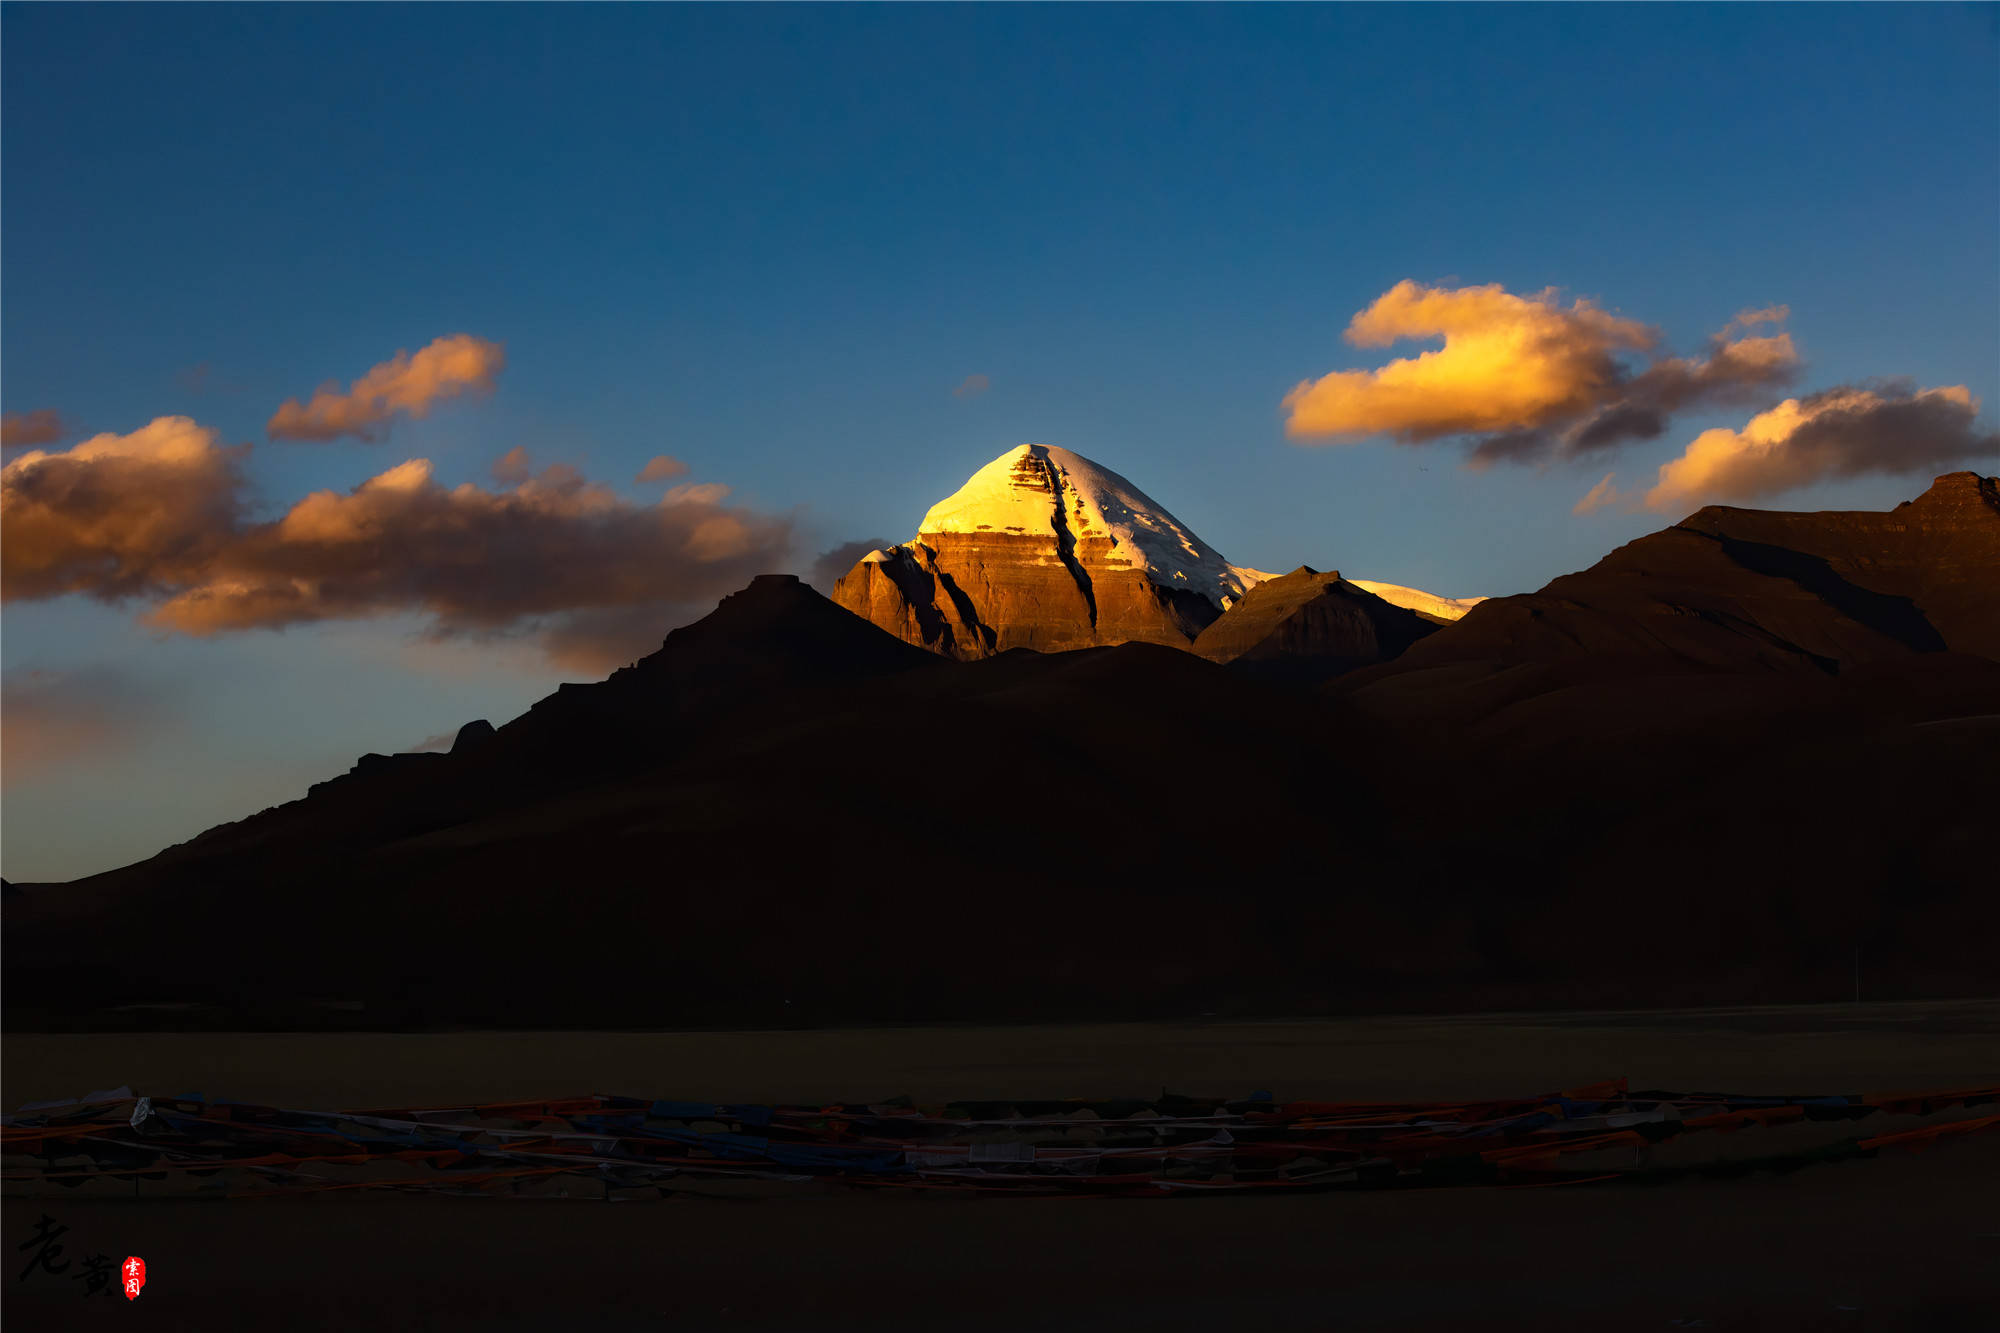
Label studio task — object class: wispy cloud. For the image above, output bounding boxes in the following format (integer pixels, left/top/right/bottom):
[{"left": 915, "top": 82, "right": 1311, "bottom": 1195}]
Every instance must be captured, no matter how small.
[
  {"left": 808, "top": 537, "right": 892, "bottom": 592},
  {"left": 2, "top": 409, "right": 68, "bottom": 449},
  {"left": 1573, "top": 472, "right": 1624, "bottom": 516},
  {"left": 491, "top": 445, "right": 534, "bottom": 483},
  {"left": 1283, "top": 281, "right": 1799, "bottom": 465},
  {"left": 636, "top": 454, "right": 690, "bottom": 483},
  {"left": 535, "top": 601, "right": 699, "bottom": 673},
  {"left": 0, "top": 665, "right": 174, "bottom": 788},
  {"left": 1577, "top": 382, "right": 2000, "bottom": 515},
  {"left": 660, "top": 481, "right": 731, "bottom": 508},
  {"left": 952, "top": 373, "right": 991, "bottom": 399},
  {"left": 267, "top": 334, "right": 506, "bottom": 442}
]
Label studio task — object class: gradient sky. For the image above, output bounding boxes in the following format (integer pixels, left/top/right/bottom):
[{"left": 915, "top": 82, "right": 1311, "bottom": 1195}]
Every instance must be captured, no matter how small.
[{"left": 4, "top": 3, "right": 1997, "bottom": 881}]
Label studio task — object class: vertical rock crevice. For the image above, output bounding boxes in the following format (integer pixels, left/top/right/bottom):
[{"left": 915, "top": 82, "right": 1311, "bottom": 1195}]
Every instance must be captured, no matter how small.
[{"left": 1030, "top": 448, "right": 1098, "bottom": 630}]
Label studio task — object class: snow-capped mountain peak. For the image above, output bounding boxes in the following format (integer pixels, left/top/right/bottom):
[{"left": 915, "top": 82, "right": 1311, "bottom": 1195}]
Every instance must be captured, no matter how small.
[
  {"left": 834, "top": 442, "right": 1486, "bottom": 660},
  {"left": 916, "top": 444, "right": 1263, "bottom": 609}
]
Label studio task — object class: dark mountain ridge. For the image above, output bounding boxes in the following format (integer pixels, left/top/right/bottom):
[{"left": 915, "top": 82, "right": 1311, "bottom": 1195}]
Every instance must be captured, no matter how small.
[
  {"left": 1190, "top": 566, "right": 1441, "bottom": 682},
  {"left": 5, "top": 477, "right": 1996, "bottom": 1031}
]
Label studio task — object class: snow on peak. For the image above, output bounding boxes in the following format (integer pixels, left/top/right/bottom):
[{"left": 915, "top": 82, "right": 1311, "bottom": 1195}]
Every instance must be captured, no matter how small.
[
  {"left": 916, "top": 444, "right": 1263, "bottom": 607},
  {"left": 1348, "top": 580, "right": 1486, "bottom": 622},
  {"left": 895, "top": 444, "right": 1485, "bottom": 619}
]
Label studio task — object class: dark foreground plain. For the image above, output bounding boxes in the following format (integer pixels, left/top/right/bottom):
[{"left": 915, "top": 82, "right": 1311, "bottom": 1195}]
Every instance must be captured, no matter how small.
[{"left": 6, "top": 1002, "right": 1997, "bottom": 1331}]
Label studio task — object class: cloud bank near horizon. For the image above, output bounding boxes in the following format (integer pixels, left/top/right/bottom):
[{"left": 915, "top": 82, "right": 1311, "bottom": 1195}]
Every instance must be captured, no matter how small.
[
  {"left": 1282, "top": 282, "right": 1800, "bottom": 465},
  {"left": 0, "top": 665, "right": 174, "bottom": 788},
  {"left": 2, "top": 416, "right": 793, "bottom": 669},
  {"left": 1575, "top": 382, "right": 2000, "bottom": 514}
]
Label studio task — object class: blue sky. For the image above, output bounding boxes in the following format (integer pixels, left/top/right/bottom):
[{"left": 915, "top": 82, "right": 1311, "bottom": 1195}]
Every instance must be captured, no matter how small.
[{"left": 4, "top": 3, "right": 1997, "bottom": 880}]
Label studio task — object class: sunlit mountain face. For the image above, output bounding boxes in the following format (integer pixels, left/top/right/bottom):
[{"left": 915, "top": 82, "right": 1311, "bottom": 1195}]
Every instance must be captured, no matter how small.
[{"left": 831, "top": 443, "right": 1481, "bottom": 660}]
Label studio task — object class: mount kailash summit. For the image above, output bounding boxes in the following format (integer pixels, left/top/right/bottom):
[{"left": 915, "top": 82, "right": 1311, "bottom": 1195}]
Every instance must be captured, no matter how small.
[{"left": 832, "top": 443, "right": 1483, "bottom": 665}]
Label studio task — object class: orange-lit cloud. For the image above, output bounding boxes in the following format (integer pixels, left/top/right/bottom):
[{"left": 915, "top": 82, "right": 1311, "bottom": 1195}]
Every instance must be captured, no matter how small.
[
  {"left": 2, "top": 409, "right": 69, "bottom": 449},
  {"left": 267, "top": 334, "right": 506, "bottom": 442},
  {"left": 1284, "top": 281, "right": 1654, "bottom": 442},
  {"left": 491, "top": 445, "right": 534, "bottom": 483},
  {"left": 953, "top": 374, "right": 992, "bottom": 399},
  {"left": 1578, "top": 383, "right": 2000, "bottom": 515},
  {"left": 1720, "top": 305, "right": 1791, "bottom": 339},
  {"left": 636, "top": 455, "right": 690, "bottom": 483},
  {"left": 661, "top": 481, "right": 731, "bottom": 507},
  {"left": 145, "top": 458, "right": 786, "bottom": 639},
  {"left": 1283, "top": 281, "right": 1799, "bottom": 464},
  {"left": 3, "top": 417, "right": 793, "bottom": 666},
  {"left": 1, "top": 417, "right": 248, "bottom": 600},
  {"left": 1572, "top": 473, "right": 1624, "bottom": 516}
]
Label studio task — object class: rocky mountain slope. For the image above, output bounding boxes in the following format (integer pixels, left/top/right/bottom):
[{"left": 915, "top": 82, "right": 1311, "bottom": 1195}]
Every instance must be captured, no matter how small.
[
  {"left": 1676, "top": 470, "right": 2000, "bottom": 658},
  {"left": 1337, "top": 472, "right": 2000, "bottom": 733},
  {"left": 1191, "top": 566, "right": 1442, "bottom": 682}
]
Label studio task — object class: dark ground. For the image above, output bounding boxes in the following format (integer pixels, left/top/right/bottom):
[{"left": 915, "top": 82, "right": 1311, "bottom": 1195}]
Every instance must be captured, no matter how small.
[{"left": 6, "top": 1002, "right": 1997, "bottom": 1331}]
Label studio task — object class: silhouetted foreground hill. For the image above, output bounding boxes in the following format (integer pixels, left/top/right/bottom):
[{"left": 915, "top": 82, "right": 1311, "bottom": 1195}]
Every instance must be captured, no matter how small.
[
  {"left": 1191, "top": 565, "right": 1440, "bottom": 682},
  {"left": 6, "top": 479, "right": 1997, "bottom": 1031}
]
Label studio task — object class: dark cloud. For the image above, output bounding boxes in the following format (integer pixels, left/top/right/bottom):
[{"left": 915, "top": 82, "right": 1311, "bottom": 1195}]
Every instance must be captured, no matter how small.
[
  {"left": 2, "top": 410, "right": 68, "bottom": 449},
  {"left": 491, "top": 445, "right": 534, "bottom": 483},
  {"left": 1581, "top": 381, "right": 2000, "bottom": 513},
  {"left": 1, "top": 417, "right": 249, "bottom": 600},
  {"left": 3, "top": 417, "right": 795, "bottom": 665},
  {"left": 1466, "top": 323, "right": 1801, "bottom": 467},
  {"left": 808, "top": 538, "right": 891, "bottom": 592},
  {"left": 535, "top": 600, "right": 703, "bottom": 673},
  {"left": 1566, "top": 403, "right": 1670, "bottom": 454},
  {"left": 1456, "top": 428, "right": 1546, "bottom": 468}
]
